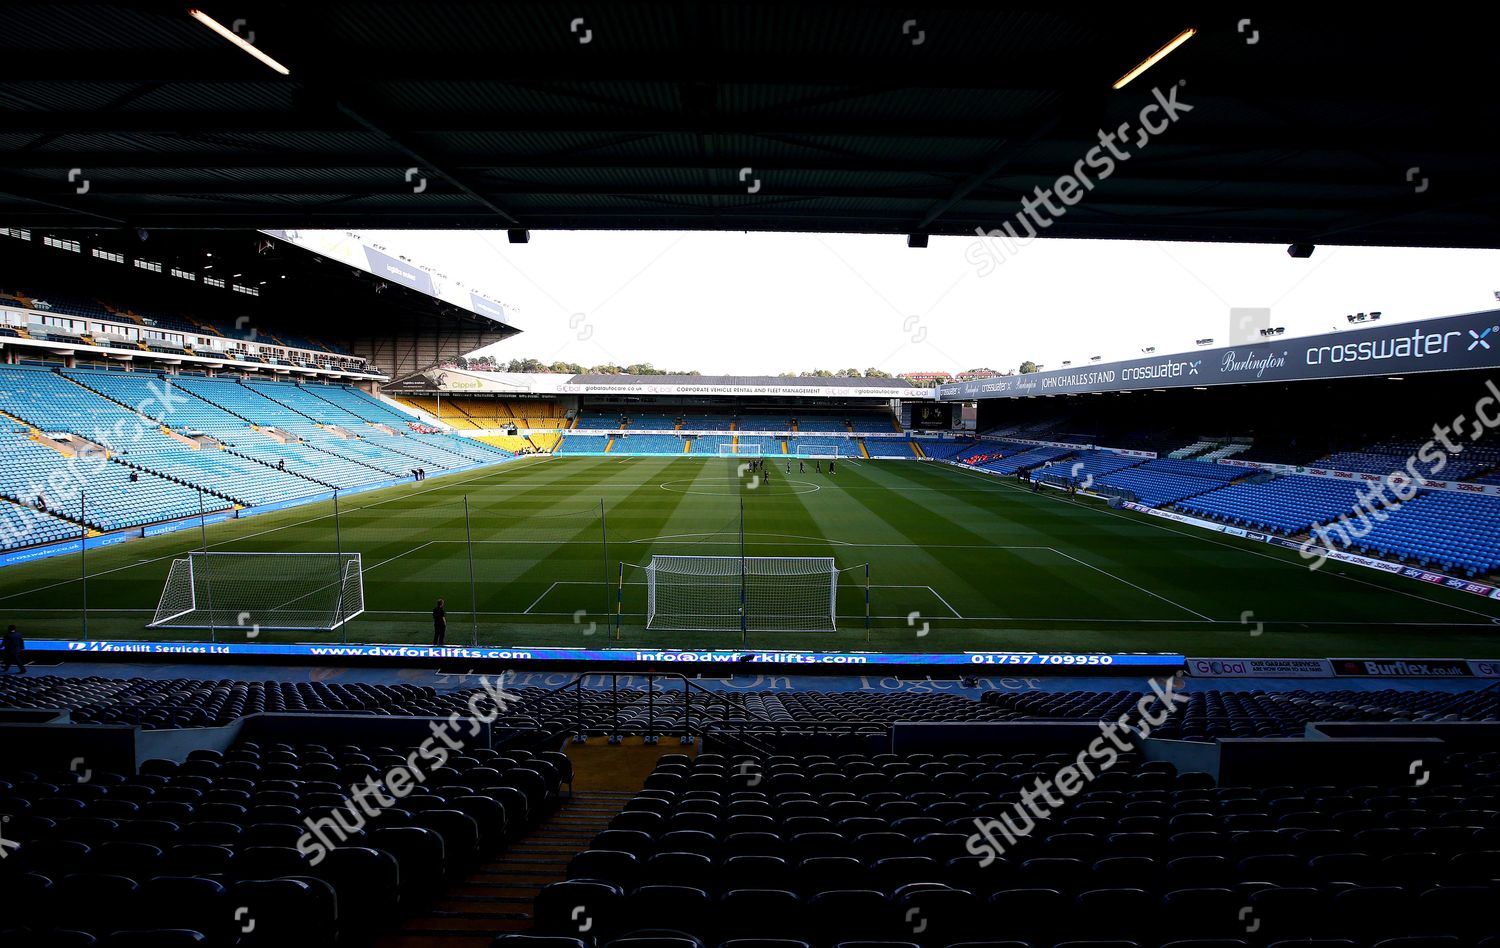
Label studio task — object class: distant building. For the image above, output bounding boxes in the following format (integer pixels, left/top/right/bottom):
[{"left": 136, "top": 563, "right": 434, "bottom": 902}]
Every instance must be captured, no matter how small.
[
  {"left": 957, "top": 368, "right": 1001, "bottom": 381},
  {"left": 900, "top": 371, "right": 953, "bottom": 387}
]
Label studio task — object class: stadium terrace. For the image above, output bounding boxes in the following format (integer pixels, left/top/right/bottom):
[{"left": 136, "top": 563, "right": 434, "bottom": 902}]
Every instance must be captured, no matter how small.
[{"left": 5, "top": 6, "right": 1500, "bottom": 947}]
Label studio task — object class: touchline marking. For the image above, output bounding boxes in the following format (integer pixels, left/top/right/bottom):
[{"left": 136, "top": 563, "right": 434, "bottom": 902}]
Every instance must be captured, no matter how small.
[
  {"left": 21, "top": 607, "right": 1493, "bottom": 627},
  {"left": 934, "top": 462, "right": 1500, "bottom": 623},
  {"left": 0, "top": 455, "right": 551, "bottom": 604}
]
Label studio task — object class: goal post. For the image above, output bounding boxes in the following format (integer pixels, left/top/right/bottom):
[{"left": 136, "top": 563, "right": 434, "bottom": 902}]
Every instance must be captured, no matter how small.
[
  {"left": 148, "top": 551, "right": 366, "bottom": 630},
  {"left": 792, "top": 440, "right": 850, "bottom": 458},
  {"left": 717, "top": 443, "right": 762, "bottom": 457},
  {"left": 644, "top": 554, "right": 837, "bottom": 632}
]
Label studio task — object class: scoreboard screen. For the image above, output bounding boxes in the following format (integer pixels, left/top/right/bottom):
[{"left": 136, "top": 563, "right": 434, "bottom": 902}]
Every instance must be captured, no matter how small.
[{"left": 911, "top": 402, "right": 953, "bottom": 428}]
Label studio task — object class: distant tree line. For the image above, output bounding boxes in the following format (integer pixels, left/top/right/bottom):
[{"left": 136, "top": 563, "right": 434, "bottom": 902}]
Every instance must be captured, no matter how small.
[
  {"left": 448, "top": 357, "right": 701, "bottom": 375},
  {"left": 776, "top": 368, "right": 895, "bottom": 379},
  {"left": 444, "top": 360, "right": 1031, "bottom": 380}
]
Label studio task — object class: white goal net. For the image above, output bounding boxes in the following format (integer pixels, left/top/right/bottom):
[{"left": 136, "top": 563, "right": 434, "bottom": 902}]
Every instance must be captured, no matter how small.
[
  {"left": 717, "top": 443, "right": 762, "bottom": 456},
  {"left": 645, "top": 554, "right": 837, "bottom": 632},
  {"left": 149, "top": 551, "right": 366, "bottom": 630},
  {"left": 793, "top": 441, "right": 850, "bottom": 458}
]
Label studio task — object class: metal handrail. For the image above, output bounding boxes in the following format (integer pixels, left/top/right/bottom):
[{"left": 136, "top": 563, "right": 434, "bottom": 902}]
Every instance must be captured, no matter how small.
[
  {"left": 700, "top": 719, "right": 890, "bottom": 737},
  {"left": 675, "top": 675, "right": 776, "bottom": 755},
  {"left": 698, "top": 718, "right": 888, "bottom": 754},
  {"left": 516, "top": 672, "right": 776, "bottom": 753}
]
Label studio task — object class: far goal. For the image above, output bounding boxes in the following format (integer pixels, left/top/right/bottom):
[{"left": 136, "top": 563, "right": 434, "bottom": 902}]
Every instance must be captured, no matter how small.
[
  {"left": 645, "top": 554, "right": 837, "bottom": 632},
  {"left": 717, "top": 443, "right": 762, "bottom": 457},
  {"left": 792, "top": 441, "right": 850, "bottom": 458},
  {"left": 149, "top": 551, "right": 365, "bottom": 630}
]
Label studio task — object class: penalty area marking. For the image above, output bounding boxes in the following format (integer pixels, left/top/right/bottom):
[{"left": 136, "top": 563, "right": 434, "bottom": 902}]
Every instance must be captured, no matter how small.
[
  {"left": 926, "top": 586, "right": 964, "bottom": 619},
  {"left": 658, "top": 478, "right": 822, "bottom": 496},
  {"left": 375, "top": 537, "right": 1124, "bottom": 551},
  {"left": 527, "top": 579, "right": 963, "bottom": 618},
  {"left": 625, "top": 531, "right": 855, "bottom": 547},
  {"left": 1048, "top": 547, "right": 1212, "bottom": 621},
  {"left": 364, "top": 540, "right": 437, "bottom": 573}
]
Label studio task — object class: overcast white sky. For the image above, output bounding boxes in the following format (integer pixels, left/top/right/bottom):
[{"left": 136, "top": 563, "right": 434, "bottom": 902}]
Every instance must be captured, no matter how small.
[{"left": 351, "top": 229, "right": 1500, "bottom": 376}]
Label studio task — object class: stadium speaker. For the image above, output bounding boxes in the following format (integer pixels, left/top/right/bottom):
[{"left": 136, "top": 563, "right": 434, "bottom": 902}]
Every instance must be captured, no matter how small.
[
  {"left": 508, "top": 229, "right": 531, "bottom": 244},
  {"left": 1287, "top": 242, "right": 1316, "bottom": 258},
  {"left": 906, "top": 233, "right": 929, "bottom": 248}
]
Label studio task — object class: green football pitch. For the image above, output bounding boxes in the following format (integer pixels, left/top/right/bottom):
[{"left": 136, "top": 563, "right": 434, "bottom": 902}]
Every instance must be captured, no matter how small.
[{"left": 3, "top": 454, "right": 1498, "bottom": 658}]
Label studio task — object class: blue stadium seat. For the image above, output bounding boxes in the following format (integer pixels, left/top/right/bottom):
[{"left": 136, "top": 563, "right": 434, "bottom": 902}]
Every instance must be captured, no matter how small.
[{"left": 0, "top": 365, "right": 517, "bottom": 551}]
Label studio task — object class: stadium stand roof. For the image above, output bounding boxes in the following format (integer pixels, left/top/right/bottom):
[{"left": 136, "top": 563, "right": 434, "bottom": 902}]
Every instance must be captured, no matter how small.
[
  {"left": 940, "top": 308, "right": 1500, "bottom": 400},
  {"left": 396, "top": 368, "right": 919, "bottom": 398},
  {"left": 1, "top": 4, "right": 1495, "bottom": 248},
  {"left": 1, "top": 229, "right": 518, "bottom": 379}
]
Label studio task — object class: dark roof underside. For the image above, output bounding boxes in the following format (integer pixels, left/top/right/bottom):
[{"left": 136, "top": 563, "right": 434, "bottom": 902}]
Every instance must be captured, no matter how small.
[{"left": 1, "top": 3, "right": 1497, "bottom": 249}]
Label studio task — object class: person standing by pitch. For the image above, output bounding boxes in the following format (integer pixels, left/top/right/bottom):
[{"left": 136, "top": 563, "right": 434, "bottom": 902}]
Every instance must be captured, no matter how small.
[{"left": 3, "top": 624, "right": 25, "bottom": 674}]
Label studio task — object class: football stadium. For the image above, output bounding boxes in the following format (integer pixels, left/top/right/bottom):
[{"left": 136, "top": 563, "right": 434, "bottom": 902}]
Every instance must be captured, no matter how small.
[{"left": 2, "top": 5, "right": 1499, "bottom": 947}]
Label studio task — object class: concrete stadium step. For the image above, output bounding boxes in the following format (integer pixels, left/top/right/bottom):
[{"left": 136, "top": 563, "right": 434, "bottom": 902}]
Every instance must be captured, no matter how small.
[
  {"left": 447, "top": 883, "right": 550, "bottom": 899},
  {"left": 378, "top": 751, "right": 668, "bottom": 948}
]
